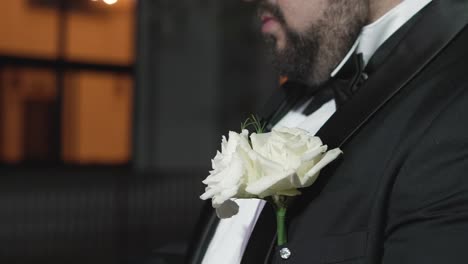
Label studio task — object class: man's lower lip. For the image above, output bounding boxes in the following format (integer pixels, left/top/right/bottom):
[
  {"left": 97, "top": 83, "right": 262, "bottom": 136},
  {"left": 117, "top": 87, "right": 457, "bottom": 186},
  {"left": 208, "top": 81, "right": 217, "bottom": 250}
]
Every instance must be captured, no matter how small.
[{"left": 262, "top": 19, "right": 278, "bottom": 32}]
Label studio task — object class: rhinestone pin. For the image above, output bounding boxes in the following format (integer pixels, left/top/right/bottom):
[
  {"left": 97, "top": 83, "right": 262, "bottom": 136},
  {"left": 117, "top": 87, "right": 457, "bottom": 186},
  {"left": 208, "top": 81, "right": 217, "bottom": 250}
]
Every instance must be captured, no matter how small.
[{"left": 279, "top": 247, "right": 291, "bottom": 260}]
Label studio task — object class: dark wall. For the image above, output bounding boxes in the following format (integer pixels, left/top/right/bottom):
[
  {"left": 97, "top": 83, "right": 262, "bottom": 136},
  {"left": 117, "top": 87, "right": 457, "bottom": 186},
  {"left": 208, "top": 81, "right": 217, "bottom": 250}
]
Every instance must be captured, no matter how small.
[
  {"left": 134, "top": 0, "right": 276, "bottom": 172},
  {"left": 0, "top": 167, "right": 204, "bottom": 264}
]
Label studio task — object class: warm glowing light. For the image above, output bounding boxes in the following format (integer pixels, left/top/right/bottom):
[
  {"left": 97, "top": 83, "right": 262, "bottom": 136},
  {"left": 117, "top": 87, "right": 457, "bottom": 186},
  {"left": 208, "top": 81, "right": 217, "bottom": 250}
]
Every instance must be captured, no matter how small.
[{"left": 103, "top": 0, "right": 118, "bottom": 5}]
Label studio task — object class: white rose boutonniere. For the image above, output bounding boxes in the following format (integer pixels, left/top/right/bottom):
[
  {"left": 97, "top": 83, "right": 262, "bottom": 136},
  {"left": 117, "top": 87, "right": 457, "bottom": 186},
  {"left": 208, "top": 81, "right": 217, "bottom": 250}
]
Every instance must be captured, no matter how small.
[{"left": 200, "top": 116, "right": 342, "bottom": 247}]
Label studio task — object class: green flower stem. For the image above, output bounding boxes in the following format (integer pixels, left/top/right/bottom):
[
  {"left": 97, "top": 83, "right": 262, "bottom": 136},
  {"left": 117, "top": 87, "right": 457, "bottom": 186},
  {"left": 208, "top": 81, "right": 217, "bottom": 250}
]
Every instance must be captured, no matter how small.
[{"left": 276, "top": 207, "right": 287, "bottom": 246}]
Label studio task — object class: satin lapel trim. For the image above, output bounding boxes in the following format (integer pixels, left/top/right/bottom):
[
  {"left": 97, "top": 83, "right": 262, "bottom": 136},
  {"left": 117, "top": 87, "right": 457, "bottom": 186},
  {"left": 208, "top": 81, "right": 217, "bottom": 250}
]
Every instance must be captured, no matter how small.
[
  {"left": 316, "top": 0, "right": 468, "bottom": 148},
  {"left": 188, "top": 209, "right": 220, "bottom": 264}
]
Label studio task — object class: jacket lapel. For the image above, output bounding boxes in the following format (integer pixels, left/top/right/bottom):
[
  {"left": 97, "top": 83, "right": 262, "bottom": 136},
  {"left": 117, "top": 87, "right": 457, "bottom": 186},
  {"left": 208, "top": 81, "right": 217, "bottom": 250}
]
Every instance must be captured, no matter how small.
[{"left": 316, "top": 0, "right": 468, "bottom": 148}]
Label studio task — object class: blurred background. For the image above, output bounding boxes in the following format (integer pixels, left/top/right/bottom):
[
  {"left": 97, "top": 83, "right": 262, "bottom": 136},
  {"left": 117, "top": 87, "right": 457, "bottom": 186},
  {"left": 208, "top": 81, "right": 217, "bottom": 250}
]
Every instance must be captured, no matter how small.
[{"left": 0, "top": 0, "right": 276, "bottom": 263}]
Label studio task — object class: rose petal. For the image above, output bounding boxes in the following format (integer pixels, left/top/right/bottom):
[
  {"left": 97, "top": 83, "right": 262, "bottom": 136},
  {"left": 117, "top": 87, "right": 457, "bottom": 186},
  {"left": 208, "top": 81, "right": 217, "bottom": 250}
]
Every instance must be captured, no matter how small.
[
  {"left": 212, "top": 185, "right": 239, "bottom": 207},
  {"left": 301, "top": 148, "right": 343, "bottom": 186},
  {"left": 200, "top": 186, "right": 218, "bottom": 200},
  {"left": 276, "top": 188, "right": 301, "bottom": 196},
  {"left": 245, "top": 169, "right": 296, "bottom": 198},
  {"left": 250, "top": 132, "right": 271, "bottom": 152},
  {"left": 301, "top": 145, "right": 327, "bottom": 162},
  {"left": 273, "top": 126, "right": 308, "bottom": 136}
]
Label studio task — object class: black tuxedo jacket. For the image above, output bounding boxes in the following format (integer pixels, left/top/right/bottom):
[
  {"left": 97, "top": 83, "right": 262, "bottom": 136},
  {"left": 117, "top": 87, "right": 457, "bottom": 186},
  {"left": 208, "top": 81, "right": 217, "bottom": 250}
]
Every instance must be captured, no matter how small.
[{"left": 188, "top": 1, "right": 468, "bottom": 263}]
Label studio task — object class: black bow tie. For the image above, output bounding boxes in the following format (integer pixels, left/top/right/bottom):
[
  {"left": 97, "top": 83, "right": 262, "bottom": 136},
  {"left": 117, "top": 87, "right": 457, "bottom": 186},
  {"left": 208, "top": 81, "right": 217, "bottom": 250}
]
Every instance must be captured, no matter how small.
[
  {"left": 287, "top": 52, "right": 368, "bottom": 115},
  {"left": 330, "top": 52, "right": 367, "bottom": 108},
  {"left": 262, "top": 53, "right": 369, "bottom": 130}
]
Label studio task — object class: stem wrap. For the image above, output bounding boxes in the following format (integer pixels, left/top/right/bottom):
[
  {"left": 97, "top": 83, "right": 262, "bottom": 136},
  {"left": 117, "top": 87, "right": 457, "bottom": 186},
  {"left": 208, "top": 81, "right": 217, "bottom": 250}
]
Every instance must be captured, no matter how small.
[{"left": 276, "top": 207, "right": 287, "bottom": 246}]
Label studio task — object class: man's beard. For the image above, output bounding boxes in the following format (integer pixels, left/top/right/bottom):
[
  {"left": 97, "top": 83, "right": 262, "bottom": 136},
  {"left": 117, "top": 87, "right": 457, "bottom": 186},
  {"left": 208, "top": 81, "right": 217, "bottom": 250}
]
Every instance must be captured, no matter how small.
[{"left": 260, "top": 1, "right": 369, "bottom": 86}]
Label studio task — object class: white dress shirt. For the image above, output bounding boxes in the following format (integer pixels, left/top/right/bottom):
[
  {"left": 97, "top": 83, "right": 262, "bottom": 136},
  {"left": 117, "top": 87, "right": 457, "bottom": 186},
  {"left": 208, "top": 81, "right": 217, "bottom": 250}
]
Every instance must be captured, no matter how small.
[{"left": 202, "top": 1, "right": 432, "bottom": 263}]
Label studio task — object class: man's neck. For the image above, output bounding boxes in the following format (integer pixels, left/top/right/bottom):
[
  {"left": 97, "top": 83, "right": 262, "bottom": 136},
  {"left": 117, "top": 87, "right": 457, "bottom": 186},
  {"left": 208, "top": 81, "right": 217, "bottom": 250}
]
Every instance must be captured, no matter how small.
[{"left": 369, "top": 0, "right": 403, "bottom": 23}]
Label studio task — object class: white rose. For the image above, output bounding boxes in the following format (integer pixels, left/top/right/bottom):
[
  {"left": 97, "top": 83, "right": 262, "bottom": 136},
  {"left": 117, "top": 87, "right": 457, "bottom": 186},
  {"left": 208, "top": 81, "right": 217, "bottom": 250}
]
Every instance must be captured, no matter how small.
[
  {"left": 245, "top": 126, "right": 342, "bottom": 198},
  {"left": 200, "top": 130, "right": 257, "bottom": 218},
  {"left": 200, "top": 126, "right": 342, "bottom": 219}
]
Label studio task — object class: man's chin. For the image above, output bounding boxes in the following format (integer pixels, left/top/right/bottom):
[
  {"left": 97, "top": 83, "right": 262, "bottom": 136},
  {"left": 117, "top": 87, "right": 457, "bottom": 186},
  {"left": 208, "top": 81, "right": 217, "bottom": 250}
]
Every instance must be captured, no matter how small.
[
  {"left": 263, "top": 36, "right": 286, "bottom": 54},
  {"left": 266, "top": 34, "right": 287, "bottom": 50}
]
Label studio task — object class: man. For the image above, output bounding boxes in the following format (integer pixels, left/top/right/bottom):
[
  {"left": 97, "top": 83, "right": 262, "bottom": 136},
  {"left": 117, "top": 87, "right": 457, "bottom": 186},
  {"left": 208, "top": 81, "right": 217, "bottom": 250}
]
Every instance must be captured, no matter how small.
[{"left": 188, "top": 0, "right": 468, "bottom": 263}]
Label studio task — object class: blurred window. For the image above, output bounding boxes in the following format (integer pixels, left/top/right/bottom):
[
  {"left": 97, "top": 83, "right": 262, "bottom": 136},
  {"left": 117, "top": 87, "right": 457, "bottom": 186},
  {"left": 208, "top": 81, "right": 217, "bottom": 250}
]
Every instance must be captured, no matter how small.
[
  {"left": 0, "top": 0, "right": 134, "bottom": 165},
  {"left": 62, "top": 71, "right": 132, "bottom": 164}
]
